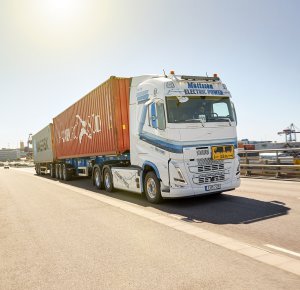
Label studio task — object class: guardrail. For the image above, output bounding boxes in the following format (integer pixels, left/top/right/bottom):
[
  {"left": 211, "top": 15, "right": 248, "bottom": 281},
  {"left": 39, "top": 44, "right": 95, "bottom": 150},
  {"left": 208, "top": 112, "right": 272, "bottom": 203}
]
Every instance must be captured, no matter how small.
[{"left": 238, "top": 148, "right": 300, "bottom": 179}]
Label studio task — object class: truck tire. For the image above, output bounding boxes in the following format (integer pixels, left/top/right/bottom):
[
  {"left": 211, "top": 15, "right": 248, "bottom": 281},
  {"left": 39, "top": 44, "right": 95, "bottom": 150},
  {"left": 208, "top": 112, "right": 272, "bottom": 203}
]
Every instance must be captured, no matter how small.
[
  {"left": 62, "top": 164, "right": 71, "bottom": 181},
  {"left": 144, "top": 171, "right": 162, "bottom": 204},
  {"left": 103, "top": 168, "right": 114, "bottom": 192},
  {"left": 55, "top": 164, "right": 59, "bottom": 179},
  {"left": 50, "top": 164, "right": 55, "bottom": 178},
  {"left": 36, "top": 164, "right": 40, "bottom": 175},
  {"left": 59, "top": 164, "right": 63, "bottom": 180},
  {"left": 93, "top": 168, "right": 102, "bottom": 189}
]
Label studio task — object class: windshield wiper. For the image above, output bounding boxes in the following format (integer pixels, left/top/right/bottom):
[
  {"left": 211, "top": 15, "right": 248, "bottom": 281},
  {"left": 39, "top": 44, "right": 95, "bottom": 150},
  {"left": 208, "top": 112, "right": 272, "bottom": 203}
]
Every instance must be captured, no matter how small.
[
  {"left": 185, "top": 118, "right": 205, "bottom": 127},
  {"left": 217, "top": 117, "right": 232, "bottom": 126}
]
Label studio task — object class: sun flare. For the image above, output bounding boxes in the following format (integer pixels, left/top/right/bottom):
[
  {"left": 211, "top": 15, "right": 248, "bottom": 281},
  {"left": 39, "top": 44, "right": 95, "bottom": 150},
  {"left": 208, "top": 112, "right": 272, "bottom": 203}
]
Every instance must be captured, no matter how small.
[{"left": 38, "top": 0, "right": 83, "bottom": 25}]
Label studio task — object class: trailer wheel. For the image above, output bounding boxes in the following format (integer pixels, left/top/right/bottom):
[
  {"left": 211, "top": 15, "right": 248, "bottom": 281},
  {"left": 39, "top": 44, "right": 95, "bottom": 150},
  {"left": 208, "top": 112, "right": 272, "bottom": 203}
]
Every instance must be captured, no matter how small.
[
  {"left": 62, "top": 164, "right": 71, "bottom": 181},
  {"left": 58, "top": 164, "right": 63, "bottom": 180},
  {"left": 144, "top": 171, "right": 162, "bottom": 204},
  {"left": 103, "top": 168, "right": 114, "bottom": 192},
  {"left": 55, "top": 164, "right": 59, "bottom": 179},
  {"left": 50, "top": 164, "right": 55, "bottom": 178},
  {"left": 94, "top": 168, "right": 102, "bottom": 189},
  {"left": 36, "top": 164, "right": 40, "bottom": 175}
]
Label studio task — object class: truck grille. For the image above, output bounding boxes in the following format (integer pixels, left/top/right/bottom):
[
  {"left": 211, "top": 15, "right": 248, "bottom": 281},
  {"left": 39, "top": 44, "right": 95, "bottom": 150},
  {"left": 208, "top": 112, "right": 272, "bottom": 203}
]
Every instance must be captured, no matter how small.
[
  {"left": 196, "top": 158, "right": 224, "bottom": 165},
  {"left": 197, "top": 163, "right": 224, "bottom": 172},
  {"left": 188, "top": 159, "right": 229, "bottom": 185},
  {"left": 189, "top": 159, "right": 225, "bottom": 174},
  {"left": 192, "top": 174, "right": 225, "bottom": 185}
]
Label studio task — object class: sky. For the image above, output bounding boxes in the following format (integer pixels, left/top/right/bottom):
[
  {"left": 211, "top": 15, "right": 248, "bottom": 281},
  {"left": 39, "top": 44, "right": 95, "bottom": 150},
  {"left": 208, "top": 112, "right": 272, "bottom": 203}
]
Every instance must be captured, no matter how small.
[{"left": 0, "top": 0, "right": 299, "bottom": 149}]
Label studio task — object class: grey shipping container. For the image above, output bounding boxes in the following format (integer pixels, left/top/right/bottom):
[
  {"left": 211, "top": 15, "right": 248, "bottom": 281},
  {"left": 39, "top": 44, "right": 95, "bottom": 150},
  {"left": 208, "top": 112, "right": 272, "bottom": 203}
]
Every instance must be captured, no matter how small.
[{"left": 32, "top": 124, "right": 56, "bottom": 163}]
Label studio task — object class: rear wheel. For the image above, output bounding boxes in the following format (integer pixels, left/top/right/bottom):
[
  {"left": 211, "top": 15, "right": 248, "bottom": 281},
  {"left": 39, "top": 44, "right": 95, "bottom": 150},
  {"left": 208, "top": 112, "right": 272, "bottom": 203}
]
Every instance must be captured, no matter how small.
[
  {"left": 39, "top": 165, "right": 41, "bottom": 175},
  {"left": 103, "top": 168, "right": 114, "bottom": 192},
  {"left": 94, "top": 168, "right": 102, "bottom": 189},
  {"left": 50, "top": 164, "right": 55, "bottom": 178},
  {"left": 55, "top": 164, "right": 59, "bottom": 179},
  {"left": 62, "top": 164, "right": 71, "bottom": 181},
  {"left": 59, "top": 164, "right": 63, "bottom": 180},
  {"left": 36, "top": 164, "right": 41, "bottom": 175},
  {"left": 144, "top": 171, "right": 162, "bottom": 204}
]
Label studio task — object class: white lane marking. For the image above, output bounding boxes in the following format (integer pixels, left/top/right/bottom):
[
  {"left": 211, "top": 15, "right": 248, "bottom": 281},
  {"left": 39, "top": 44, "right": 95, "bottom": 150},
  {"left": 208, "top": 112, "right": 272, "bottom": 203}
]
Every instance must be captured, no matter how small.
[
  {"left": 13, "top": 169, "right": 300, "bottom": 276},
  {"left": 265, "top": 244, "right": 300, "bottom": 258}
]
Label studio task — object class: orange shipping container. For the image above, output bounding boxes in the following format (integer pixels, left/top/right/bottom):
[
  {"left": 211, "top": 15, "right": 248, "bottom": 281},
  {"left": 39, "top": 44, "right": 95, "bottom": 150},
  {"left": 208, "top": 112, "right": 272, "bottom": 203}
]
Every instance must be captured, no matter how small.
[
  {"left": 244, "top": 144, "right": 255, "bottom": 150},
  {"left": 53, "top": 77, "right": 131, "bottom": 159}
]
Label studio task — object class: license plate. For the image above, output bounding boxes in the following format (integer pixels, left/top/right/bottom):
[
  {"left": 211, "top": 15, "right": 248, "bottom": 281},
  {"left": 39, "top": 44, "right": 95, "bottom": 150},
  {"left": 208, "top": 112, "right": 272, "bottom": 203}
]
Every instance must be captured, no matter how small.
[
  {"left": 212, "top": 145, "right": 234, "bottom": 160},
  {"left": 205, "top": 184, "right": 221, "bottom": 191}
]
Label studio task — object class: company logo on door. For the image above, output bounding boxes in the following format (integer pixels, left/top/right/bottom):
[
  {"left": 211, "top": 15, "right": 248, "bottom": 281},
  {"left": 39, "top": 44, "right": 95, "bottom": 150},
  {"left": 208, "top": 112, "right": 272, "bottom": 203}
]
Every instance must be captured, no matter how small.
[{"left": 58, "top": 114, "right": 102, "bottom": 144}]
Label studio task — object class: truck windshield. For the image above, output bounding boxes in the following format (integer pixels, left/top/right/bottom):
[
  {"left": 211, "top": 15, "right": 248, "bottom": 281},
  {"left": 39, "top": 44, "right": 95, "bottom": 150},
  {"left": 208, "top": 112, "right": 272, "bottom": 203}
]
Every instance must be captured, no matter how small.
[{"left": 166, "top": 96, "right": 235, "bottom": 123}]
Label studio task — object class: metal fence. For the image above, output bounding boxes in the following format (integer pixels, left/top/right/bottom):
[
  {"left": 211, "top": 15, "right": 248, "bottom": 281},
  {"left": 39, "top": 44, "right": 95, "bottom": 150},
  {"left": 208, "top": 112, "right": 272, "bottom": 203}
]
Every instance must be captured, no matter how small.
[{"left": 238, "top": 148, "right": 300, "bottom": 179}]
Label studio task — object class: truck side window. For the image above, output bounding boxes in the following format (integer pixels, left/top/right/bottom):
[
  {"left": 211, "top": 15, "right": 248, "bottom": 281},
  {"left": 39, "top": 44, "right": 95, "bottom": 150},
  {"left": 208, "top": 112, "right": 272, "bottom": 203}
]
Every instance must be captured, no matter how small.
[
  {"left": 156, "top": 102, "right": 166, "bottom": 130},
  {"left": 148, "top": 101, "right": 166, "bottom": 130},
  {"left": 150, "top": 103, "right": 158, "bottom": 129}
]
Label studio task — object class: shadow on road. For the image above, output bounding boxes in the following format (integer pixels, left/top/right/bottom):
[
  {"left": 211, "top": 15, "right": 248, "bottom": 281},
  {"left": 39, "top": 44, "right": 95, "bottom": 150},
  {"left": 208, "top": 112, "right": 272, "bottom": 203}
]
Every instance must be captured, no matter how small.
[
  {"left": 37, "top": 174, "right": 291, "bottom": 225},
  {"left": 155, "top": 194, "right": 290, "bottom": 225}
]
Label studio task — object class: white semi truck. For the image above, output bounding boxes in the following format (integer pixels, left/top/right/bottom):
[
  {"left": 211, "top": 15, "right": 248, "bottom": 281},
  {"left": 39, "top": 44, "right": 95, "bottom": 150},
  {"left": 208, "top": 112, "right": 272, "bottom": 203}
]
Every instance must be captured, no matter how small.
[{"left": 33, "top": 72, "right": 240, "bottom": 203}]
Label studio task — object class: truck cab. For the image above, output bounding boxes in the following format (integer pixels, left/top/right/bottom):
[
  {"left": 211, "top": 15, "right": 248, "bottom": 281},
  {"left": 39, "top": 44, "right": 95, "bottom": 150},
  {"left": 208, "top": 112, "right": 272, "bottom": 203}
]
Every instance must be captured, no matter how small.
[{"left": 129, "top": 72, "right": 240, "bottom": 202}]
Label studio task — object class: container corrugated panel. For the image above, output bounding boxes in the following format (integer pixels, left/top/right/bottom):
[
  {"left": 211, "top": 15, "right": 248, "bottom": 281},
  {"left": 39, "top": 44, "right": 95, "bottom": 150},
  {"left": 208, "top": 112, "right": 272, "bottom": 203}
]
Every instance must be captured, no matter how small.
[
  {"left": 32, "top": 124, "right": 56, "bottom": 163},
  {"left": 53, "top": 77, "right": 131, "bottom": 159}
]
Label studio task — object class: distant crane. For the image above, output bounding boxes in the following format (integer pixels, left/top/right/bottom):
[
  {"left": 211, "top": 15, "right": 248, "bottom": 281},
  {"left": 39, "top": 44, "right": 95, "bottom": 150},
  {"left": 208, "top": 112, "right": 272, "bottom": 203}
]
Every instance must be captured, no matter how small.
[
  {"left": 278, "top": 123, "right": 300, "bottom": 143},
  {"left": 26, "top": 133, "right": 33, "bottom": 159},
  {"left": 27, "top": 133, "right": 33, "bottom": 148}
]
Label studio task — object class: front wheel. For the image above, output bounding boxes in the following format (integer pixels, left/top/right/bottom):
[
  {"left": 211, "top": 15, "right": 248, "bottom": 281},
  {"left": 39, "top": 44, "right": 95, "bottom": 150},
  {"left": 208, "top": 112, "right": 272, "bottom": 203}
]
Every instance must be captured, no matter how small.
[
  {"left": 103, "top": 168, "right": 114, "bottom": 192},
  {"left": 144, "top": 171, "right": 162, "bottom": 204}
]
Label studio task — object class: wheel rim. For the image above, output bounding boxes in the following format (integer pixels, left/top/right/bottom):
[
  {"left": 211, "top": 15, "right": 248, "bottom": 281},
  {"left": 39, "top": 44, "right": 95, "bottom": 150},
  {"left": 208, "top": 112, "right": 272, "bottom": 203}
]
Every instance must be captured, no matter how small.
[
  {"left": 146, "top": 178, "right": 157, "bottom": 199},
  {"left": 95, "top": 171, "right": 100, "bottom": 187},
  {"left": 105, "top": 173, "right": 111, "bottom": 189}
]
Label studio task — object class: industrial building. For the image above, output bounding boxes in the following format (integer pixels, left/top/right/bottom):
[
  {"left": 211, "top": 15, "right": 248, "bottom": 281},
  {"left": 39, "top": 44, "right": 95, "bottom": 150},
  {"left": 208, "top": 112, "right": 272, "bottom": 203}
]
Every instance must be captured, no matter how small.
[{"left": 0, "top": 149, "right": 21, "bottom": 161}]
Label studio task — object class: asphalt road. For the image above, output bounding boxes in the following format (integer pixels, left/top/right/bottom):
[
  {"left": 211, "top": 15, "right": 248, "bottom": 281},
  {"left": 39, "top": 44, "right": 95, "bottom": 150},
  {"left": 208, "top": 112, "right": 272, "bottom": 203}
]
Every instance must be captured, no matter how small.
[{"left": 0, "top": 168, "right": 299, "bottom": 289}]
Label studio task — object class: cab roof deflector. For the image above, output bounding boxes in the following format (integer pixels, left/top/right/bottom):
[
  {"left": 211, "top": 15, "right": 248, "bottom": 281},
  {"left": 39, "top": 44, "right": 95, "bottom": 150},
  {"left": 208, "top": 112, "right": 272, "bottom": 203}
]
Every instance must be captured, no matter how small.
[{"left": 181, "top": 75, "right": 220, "bottom": 82}]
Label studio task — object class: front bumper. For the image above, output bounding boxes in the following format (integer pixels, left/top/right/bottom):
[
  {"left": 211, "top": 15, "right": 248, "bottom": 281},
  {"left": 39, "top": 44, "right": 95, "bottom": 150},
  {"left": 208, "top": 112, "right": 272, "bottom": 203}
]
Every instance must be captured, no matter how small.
[{"left": 161, "top": 177, "right": 240, "bottom": 199}]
